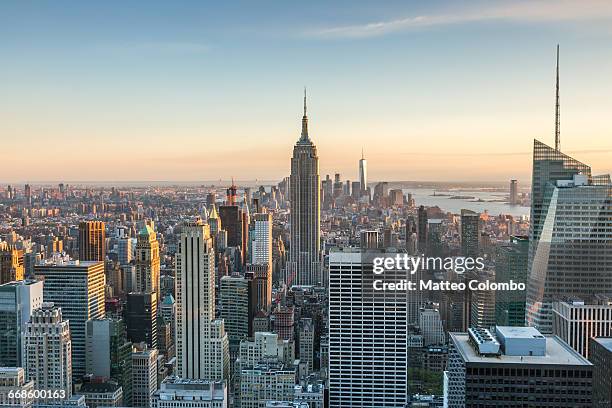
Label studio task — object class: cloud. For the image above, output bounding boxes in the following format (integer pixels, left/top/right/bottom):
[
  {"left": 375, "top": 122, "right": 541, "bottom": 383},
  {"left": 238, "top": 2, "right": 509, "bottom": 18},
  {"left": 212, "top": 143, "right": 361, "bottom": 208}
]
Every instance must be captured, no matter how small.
[{"left": 306, "top": 0, "right": 612, "bottom": 38}]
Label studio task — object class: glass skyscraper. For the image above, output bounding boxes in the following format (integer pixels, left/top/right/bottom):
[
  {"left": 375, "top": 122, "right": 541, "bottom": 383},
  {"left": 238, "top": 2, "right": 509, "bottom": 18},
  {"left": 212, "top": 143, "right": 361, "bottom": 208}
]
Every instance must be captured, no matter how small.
[{"left": 526, "top": 139, "right": 612, "bottom": 333}]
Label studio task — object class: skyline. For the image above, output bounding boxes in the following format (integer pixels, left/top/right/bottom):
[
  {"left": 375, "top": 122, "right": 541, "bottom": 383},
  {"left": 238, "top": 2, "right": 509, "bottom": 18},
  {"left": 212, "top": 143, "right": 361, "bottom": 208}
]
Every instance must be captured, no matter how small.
[{"left": 2, "top": 1, "right": 612, "bottom": 182}]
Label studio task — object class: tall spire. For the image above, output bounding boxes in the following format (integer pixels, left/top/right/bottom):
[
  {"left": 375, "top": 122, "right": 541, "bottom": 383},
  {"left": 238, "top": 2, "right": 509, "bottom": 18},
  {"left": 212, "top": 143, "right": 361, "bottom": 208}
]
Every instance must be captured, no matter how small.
[
  {"left": 555, "top": 44, "right": 560, "bottom": 151},
  {"left": 361, "top": 147, "right": 364, "bottom": 160},
  {"left": 301, "top": 87, "right": 309, "bottom": 140}
]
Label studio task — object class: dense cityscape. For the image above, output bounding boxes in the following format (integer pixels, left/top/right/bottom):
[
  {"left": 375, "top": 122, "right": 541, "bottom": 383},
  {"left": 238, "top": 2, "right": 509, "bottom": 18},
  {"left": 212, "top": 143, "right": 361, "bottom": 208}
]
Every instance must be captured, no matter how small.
[{"left": 2, "top": 71, "right": 611, "bottom": 406}]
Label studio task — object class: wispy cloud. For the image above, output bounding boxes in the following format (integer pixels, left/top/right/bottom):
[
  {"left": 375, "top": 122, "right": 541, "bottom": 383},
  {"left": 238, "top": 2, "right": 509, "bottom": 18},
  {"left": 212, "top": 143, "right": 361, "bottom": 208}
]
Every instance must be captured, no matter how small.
[{"left": 306, "top": 0, "right": 612, "bottom": 38}]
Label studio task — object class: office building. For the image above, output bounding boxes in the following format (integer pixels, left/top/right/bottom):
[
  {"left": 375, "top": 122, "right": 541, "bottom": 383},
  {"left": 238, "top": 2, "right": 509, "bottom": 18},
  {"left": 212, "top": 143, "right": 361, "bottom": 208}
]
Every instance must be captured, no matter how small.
[
  {"left": 0, "top": 367, "right": 35, "bottom": 408},
  {"left": 239, "top": 362, "right": 296, "bottom": 408},
  {"left": 77, "top": 381, "right": 123, "bottom": 408},
  {"left": 78, "top": 221, "right": 106, "bottom": 262},
  {"left": 510, "top": 179, "right": 519, "bottom": 205},
  {"left": 0, "top": 242, "right": 25, "bottom": 284},
  {"left": 590, "top": 337, "right": 612, "bottom": 408},
  {"left": 526, "top": 141, "right": 612, "bottom": 333},
  {"left": 328, "top": 249, "right": 409, "bottom": 407},
  {"left": 117, "top": 236, "right": 132, "bottom": 266},
  {"left": 494, "top": 235, "right": 528, "bottom": 326},
  {"left": 552, "top": 296, "right": 612, "bottom": 358},
  {"left": 251, "top": 213, "right": 272, "bottom": 266},
  {"left": 132, "top": 344, "right": 158, "bottom": 408},
  {"left": 287, "top": 91, "right": 321, "bottom": 287},
  {"left": 246, "top": 263, "right": 272, "bottom": 313},
  {"left": 0, "top": 280, "right": 43, "bottom": 366},
  {"left": 85, "top": 318, "right": 133, "bottom": 405},
  {"left": 417, "top": 206, "right": 428, "bottom": 253},
  {"left": 23, "top": 303, "right": 72, "bottom": 398},
  {"left": 35, "top": 259, "right": 105, "bottom": 379},
  {"left": 419, "top": 307, "right": 446, "bottom": 347},
  {"left": 446, "top": 326, "right": 592, "bottom": 407},
  {"left": 126, "top": 291, "right": 158, "bottom": 349},
  {"left": 175, "top": 220, "right": 229, "bottom": 381},
  {"left": 298, "top": 318, "right": 314, "bottom": 371},
  {"left": 220, "top": 275, "right": 252, "bottom": 358},
  {"left": 135, "top": 223, "right": 160, "bottom": 298},
  {"left": 460, "top": 209, "right": 479, "bottom": 258},
  {"left": 151, "top": 377, "right": 227, "bottom": 408}
]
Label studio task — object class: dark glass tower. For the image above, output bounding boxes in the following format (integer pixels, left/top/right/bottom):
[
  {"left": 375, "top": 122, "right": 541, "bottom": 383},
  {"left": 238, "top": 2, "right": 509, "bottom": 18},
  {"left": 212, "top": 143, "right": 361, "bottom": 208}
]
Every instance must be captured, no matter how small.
[{"left": 288, "top": 90, "right": 321, "bottom": 286}]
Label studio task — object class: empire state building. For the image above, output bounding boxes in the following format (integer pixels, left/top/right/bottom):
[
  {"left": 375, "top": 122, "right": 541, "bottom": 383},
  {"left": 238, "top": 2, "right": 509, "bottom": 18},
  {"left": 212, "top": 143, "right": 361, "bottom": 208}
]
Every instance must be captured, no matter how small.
[{"left": 288, "top": 90, "right": 321, "bottom": 286}]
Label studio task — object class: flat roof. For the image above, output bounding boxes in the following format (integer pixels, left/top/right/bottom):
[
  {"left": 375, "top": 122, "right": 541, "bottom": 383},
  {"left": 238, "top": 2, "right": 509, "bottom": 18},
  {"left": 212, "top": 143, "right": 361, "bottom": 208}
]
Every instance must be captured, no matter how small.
[
  {"left": 496, "top": 326, "right": 545, "bottom": 340},
  {"left": 592, "top": 337, "right": 612, "bottom": 352},
  {"left": 450, "top": 333, "right": 592, "bottom": 366}
]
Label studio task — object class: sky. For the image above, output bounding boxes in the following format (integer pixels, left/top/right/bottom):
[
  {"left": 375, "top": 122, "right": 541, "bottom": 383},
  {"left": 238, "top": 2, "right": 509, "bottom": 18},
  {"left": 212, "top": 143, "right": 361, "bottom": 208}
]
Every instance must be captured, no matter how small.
[{"left": 1, "top": 0, "right": 612, "bottom": 184}]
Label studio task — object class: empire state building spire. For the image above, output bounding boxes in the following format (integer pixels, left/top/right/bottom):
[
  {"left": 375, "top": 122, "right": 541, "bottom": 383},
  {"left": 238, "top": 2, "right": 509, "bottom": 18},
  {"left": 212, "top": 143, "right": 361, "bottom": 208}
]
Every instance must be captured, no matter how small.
[{"left": 301, "top": 87, "right": 309, "bottom": 141}]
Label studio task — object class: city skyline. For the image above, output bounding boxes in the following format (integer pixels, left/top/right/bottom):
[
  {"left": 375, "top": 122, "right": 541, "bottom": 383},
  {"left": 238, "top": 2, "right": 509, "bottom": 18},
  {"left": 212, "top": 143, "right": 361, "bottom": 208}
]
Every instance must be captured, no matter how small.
[{"left": 2, "top": 1, "right": 612, "bottom": 182}]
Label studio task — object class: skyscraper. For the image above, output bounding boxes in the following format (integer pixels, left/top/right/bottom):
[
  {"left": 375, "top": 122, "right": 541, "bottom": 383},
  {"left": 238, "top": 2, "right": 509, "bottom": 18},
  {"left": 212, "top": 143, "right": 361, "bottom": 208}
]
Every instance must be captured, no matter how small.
[
  {"left": 494, "top": 235, "right": 528, "bottom": 326},
  {"left": 0, "top": 280, "right": 43, "bottom": 367},
  {"left": 135, "top": 223, "right": 160, "bottom": 298},
  {"left": 175, "top": 220, "right": 229, "bottom": 381},
  {"left": 328, "top": 249, "right": 409, "bottom": 407},
  {"left": 78, "top": 221, "right": 106, "bottom": 262},
  {"left": 23, "top": 303, "right": 72, "bottom": 399},
  {"left": 35, "top": 260, "right": 106, "bottom": 378},
  {"left": 0, "top": 242, "right": 25, "bottom": 284},
  {"left": 126, "top": 292, "right": 158, "bottom": 349},
  {"left": 131, "top": 344, "right": 158, "bottom": 408},
  {"left": 509, "top": 179, "right": 519, "bottom": 205},
  {"left": 288, "top": 90, "right": 321, "bottom": 286},
  {"left": 526, "top": 140, "right": 612, "bottom": 333},
  {"left": 359, "top": 148, "right": 367, "bottom": 196},
  {"left": 460, "top": 209, "right": 480, "bottom": 258}
]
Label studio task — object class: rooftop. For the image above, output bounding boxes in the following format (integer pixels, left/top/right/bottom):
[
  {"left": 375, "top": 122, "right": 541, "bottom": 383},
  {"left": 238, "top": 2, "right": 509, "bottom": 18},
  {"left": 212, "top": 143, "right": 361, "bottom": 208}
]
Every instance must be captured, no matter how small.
[
  {"left": 592, "top": 337, "right": 612, "bottom": 352},
  {"left": 451, "top": 332, "right": 592, "bottom": 366}
]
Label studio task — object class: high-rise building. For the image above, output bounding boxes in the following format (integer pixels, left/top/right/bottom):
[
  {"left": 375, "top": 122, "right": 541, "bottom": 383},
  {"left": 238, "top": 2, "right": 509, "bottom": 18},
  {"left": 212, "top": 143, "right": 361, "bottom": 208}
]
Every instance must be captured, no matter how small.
[
  {"left": 509, "top": 179, "right": 519, "bottom": 205},
  {"left": 35, "top": 260, "right": 105, "bottom": 379},
  {"left": 151, "top": 377, "right": 227, "bottom": 408},
  {"left": 328, "top": 249, "right": 409, "bottom": 407},
  {"left": 417, "top": 206, "right": 428, "bottom": 254},
  {"left": 288, "top": 91, "right": 321, "bottom": 286},
  {"left": 246, "top": 263, "right": 272, "bottom": 314},
  {"left": 359, "top": 230, "right": 379, "bottom": 250},
  {"left": 590, "top": 337, "right": 612, "bottom": 408},
  {"left": 85, "top": 318, "right": 133, "bottom": 406},
  {"left": 126, "top": 292, "right": 158, "bottom": 349},
  {"left": 135, "top": 223, "right": 160, "bottom": 298},
  {"left": 251, "top": 213, "right": 272, "bottom": 266},
  {"left": 0, "top": 367, "right": 35, "bottom": 408},
  {"left": 0, "top": 242, "right": 25, "bottom": 284},
  {"left": 78, "top": 221, "right": 106, "bottom": 262},
  {"left": 298, "top": 318, "right": 314, "bottom": 371},
  {"left": 494, "top": 235, "right": 528, "bottom": 326},
  {"left": 446, "top": 327, "right": 593, "bottom": 407},
  {"left": 220, "top": 275, "right": 253, "bottom": 360},
  {"left": 23, "top": 303, "right": 72, "bottom": 399},
  {"left": 469, "top": 269, "right": 496, "bottom": 328},
  {"left": 552, "top": 296, "right": 612, "bottom": 358},
  {"left": 460, "top": 209, "right": 480, "bottom": 258},
  {"left": 117, "top": 237, "right": 132, "bottom": 266},
  {"left": 175, "top": 220, "right": 229, "bottom": 382},
  {"left": 359, "top": 149, "right": 367, "bottom": 196},
  {"left": 419, "top": 307, "right": 446, "bottom": 346},
  {"left": 0, "top": 280, "right": 43, "bottom": 367},
  {"left": 131, "top": 344, "right": 158, "bottom": 408},
  {"left": 526, "top": 140, "right": 612, "bottom": 333}
]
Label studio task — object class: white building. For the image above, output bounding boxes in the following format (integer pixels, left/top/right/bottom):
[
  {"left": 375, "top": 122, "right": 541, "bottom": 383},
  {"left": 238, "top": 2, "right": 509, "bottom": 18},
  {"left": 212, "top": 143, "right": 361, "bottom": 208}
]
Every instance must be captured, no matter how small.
[
  {"left": 240, "top": 362, "right": 296, "bottom": 408},
  {"left": 251, "top": 213, "right": 272, "bottom": 266},
  {"left": 132, "top": 344, "right": 158, "bottom": 408},
  {"left": 175, "top": 220, "right": 229, "bottom": 381},
  {"left": 553, "top": 296, "right": 612, "bottom": 358},
  {"left": 151, "top": 377, "right": 227, "bottom": 408},
  {"left": 0, "top": 367, "right": 35, "bottom": 408},
  {"left": 328, "top": 248, "right": 409, "bottom": 407},
  {"left": 23, "top": 303, "right": 72, "bottom": 399},
  {"left": 419, "top": 307, "right": 446, "bottom": 346}
]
